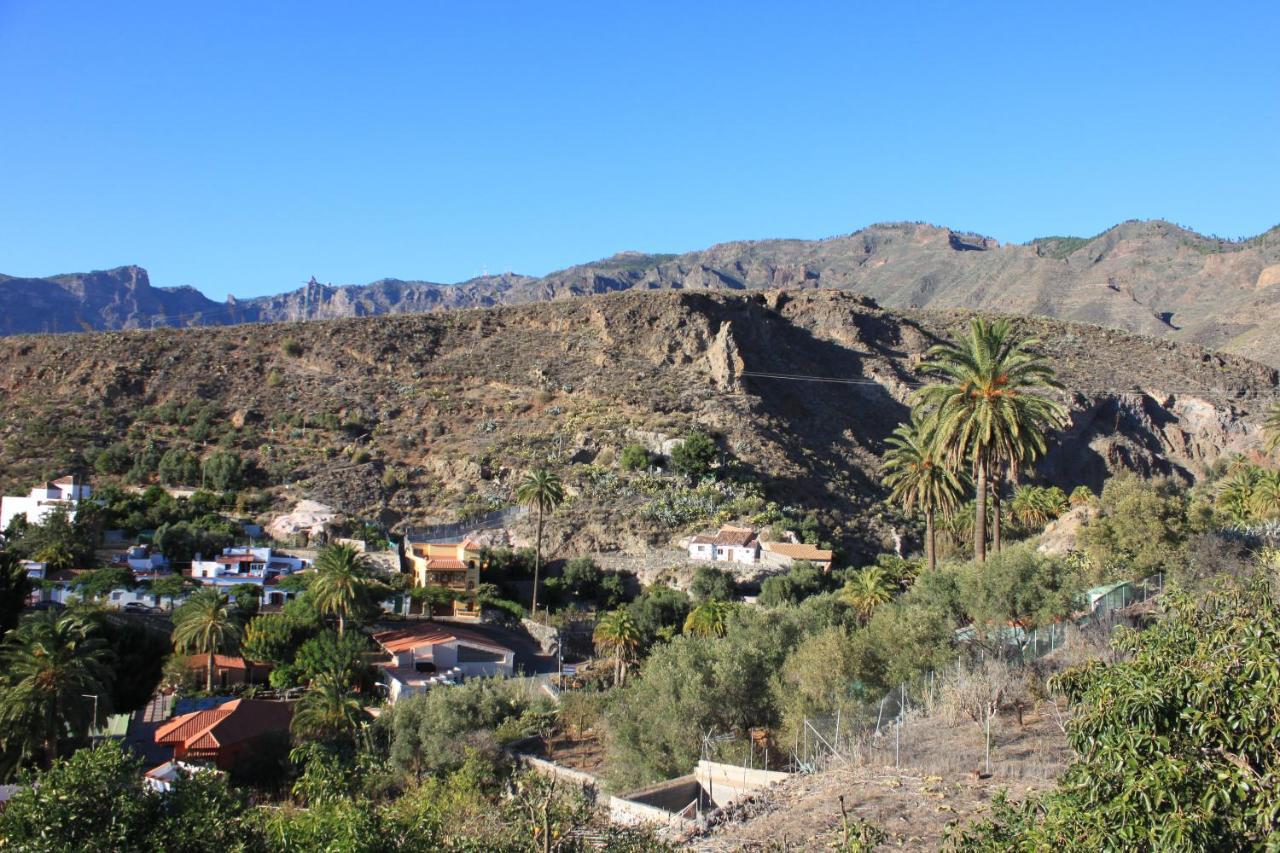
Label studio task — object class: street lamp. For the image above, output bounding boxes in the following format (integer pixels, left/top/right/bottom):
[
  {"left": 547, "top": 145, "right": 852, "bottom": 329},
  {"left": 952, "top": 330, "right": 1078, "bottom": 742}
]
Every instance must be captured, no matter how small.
[{"left": 82, "top": 693, "right": 99, "bottom": 738}]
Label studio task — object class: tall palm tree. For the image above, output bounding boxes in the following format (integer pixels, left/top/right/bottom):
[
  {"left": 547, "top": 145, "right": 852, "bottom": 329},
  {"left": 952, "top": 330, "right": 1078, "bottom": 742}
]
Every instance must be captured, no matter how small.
[
  {"left": 838, "top": 566, "right": 895, "bottom": 625},
  {"left": 310, "top": 544, "right": 371, "bottom": 637},
  {"left": 172, "top": 587, "right": 241, "bottom": 692},
  {"left": 515, "top": 468, "right": 566, "bottom": 616},
  {"left": 1265, "top": 402, "right": 1280, "bottom": 456},
  {"left": 916, "top": 317, "right": 1067, "bottom": 562},
  {"left": 0, "top": 610, "right": 112, "bottom": 767},
  {"left": 291, "top": 673, "right": 364, "bottom": 745},
  {"left": 683, "top": 600, "right": 732, "bottom": 638},
  {"left": 592, "top": 608, "right": 641, "bottom": 686},
  {"left": 882, "top": 410, "right": 966, "bottom": 571}
]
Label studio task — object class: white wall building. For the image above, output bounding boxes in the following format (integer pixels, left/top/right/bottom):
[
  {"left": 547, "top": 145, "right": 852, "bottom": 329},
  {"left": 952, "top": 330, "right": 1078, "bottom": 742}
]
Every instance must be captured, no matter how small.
[
  {"left": 372, "top": 623, "right": 515, "bottom": 702},
  {"left": 0, "top": 476, "right": 91, "bottom": 532},
  {"left": 687, "top": 526, "right": 760, "bottom": 565},
  {"left": 190, "top": 547, "right": 308, "bottom": 606}
]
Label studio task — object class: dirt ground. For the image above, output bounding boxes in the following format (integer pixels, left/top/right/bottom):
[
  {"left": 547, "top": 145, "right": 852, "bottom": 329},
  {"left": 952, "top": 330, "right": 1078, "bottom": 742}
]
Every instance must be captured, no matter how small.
[
  {"left": 530, "top": 732, "right": 608, "bottom": 775},
  {"left": 681, "top": 708, "right": 1069, "bottom": 851}
]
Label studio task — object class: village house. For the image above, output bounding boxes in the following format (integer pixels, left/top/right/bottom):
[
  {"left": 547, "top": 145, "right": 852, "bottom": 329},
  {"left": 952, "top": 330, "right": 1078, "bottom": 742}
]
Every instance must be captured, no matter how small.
[
  {"left": 113, "top": 544, "right": 169, "bottom": 573},
  {"left": 182, "top": 654, "right": 272, "bottom": 689},
  {"left": 687, "top": 525, "right": 760, "bottom": 564},
  {"left": 688, "top": 525, "right": 834, "bottom": 571},
  {"left": 190, "top": 546, "right": 308, "bottom": 606},
  {"left": 372, "top": 622, "right": 515, "bottom": 702},
  {"left": 404, "top": 537, "right": 483, "bottom": 619},
  {"left": 0, "top": 475, "right": 91, "bottom": 532},
  {"left": 759, "top": 540, "right": 834, "bottom": 573},
  {"left": 153, "top": 698, "right": 293, "bottom": 771}
]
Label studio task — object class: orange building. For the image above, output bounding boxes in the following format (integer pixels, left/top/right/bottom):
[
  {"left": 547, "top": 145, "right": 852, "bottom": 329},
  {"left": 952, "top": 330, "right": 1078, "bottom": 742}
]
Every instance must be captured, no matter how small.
[
  {"left": 154, "top": 699, "right": 292, "bottom": 771},
  {"left": 405, "top": 538, "right": 483, "bottom": 619}
]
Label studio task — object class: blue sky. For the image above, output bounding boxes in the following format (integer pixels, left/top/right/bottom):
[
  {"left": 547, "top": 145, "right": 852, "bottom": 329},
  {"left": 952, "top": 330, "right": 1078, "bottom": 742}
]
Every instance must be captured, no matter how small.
[{"left": 2, "top": 2, "right": 1277, "bottom": 299}]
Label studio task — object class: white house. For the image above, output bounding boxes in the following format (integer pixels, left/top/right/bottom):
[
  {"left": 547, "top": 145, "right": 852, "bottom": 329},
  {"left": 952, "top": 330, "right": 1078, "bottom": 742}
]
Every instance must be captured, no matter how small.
[
  {"left": 0, "top": 475, "right": 92, "bottom": 531},
  {"left": 191, "top": 547, "right": 308, "bottom": 606},
  {"left": 114, "top": 544, "right": 170, "bottom": 574},
  {"left": 687, "top": 526, "right": 760, "bottom": 565},
  {"left": 372, "top": 623, "right": 515, "bottom": 702}
]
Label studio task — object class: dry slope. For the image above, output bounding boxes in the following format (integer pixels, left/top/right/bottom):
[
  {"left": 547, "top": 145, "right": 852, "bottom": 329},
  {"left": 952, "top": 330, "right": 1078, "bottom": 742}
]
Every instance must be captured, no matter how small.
[{"left": 0, "top": 290, "right": 1274, "bottom": 560}]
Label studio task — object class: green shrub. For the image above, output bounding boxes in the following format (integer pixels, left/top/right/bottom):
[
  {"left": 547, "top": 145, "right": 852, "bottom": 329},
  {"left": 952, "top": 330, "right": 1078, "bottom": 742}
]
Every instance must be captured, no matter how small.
[{"left": 619, "top": 444, "right": 651, "bottom": 471}]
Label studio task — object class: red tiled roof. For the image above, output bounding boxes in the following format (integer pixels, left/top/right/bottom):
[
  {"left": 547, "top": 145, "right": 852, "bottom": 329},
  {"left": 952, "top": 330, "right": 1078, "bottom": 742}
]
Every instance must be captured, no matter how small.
[
  {"left": 713, "top": 526, "right": 758, "bottom": 547},
  {"left": 155, "top": 699, "right": 292, "bottom": 752},
  {"left": 760, "top": 541, "right": 833, "bottom": 562},
  {"left": 373, "top": 623, "right": 511, "bottom": 655},
  {"left": 690, "top": 534, "right": 715, "bottom": 545},
  {"left": 425, "top": 558, "right": 467, "bottom": 570}
]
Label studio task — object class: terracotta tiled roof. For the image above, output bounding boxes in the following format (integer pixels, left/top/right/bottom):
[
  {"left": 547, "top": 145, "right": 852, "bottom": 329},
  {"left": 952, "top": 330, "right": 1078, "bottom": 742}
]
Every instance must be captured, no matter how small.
[
  {"left": 713, "top": 526, "right": 758, "bottom": 548},
  {"left": 760, "top": 541, "right": 833, "bottom": 562},
  {"left": 459, "top": 538, "right": 481, "bottom": 550},
  {"left": 690, "top": 534, "right": 716, "bottom": 545},
  {"left": 184, "top": 654, "right": 258, "bottom": 671},
  {"left": 373, "top": 623, "right": 511, "bottom": 655},
  {"left": 154, "top": 699, "right": 292, "bottom": 752},
  {"left": 425, "top": 558, "right": 467, "bottom": 570}
]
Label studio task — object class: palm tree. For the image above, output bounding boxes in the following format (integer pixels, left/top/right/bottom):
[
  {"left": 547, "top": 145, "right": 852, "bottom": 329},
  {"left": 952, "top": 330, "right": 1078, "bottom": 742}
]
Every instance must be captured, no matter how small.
[
  {"left": 0, "top": 610, "right": 112, "bottom": 767},
  {"left": 592, "top": 608, "right": 641, "bottom": 686},
  {"left": 172, "top": 587, "right": 241, "bottom": 692},
  {"left": 683, "top": 600, "right": 732, "bottom": 638},
  {"left": 310, "top": 544, "right": 371, "bottom": 637},
  {"left": 1009, "top": 485, "right": 1067, "bottom": 532},
  {"left": 1250, "top": 469, "right": 1280, "bottom": 520},
  {"left": 882, "top": 410, "right": 966, "bottom": 571},
  {"left": 291, "top": 673, "right": 364, "bottom": 745},
  {"left": 916, "top": 317, "right": 1067, "bottom": 561},
  {"left": 515, "top": 468, "right": 566, "bottom": 616},
  {"left": 1265, "top": 402, "right": 1280, "bottom": 456},
  {"left": 1217, "top": 466, "right": 1261, "bottom": 525},
  {"left": 838, "top": 567, "right": 895, "bottom": 624}
]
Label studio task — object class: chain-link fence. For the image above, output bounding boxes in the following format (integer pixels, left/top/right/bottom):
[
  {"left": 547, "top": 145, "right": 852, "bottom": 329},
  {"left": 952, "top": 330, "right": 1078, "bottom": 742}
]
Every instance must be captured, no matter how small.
[{"left": 789, "top": 573, "right": 1166, "bottom": 779}]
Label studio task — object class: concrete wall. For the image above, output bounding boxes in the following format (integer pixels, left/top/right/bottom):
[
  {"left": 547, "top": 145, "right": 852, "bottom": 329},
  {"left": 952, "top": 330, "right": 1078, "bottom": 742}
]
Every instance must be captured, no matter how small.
[
  {"left": 608, "top": 794, "right": 697, "bottom": 829},
  {"left": 519, "top": 754, "right": 601, "bottom": 792},
  {"left": 695, "top": 760, "right": 790, "bottom": 808}
]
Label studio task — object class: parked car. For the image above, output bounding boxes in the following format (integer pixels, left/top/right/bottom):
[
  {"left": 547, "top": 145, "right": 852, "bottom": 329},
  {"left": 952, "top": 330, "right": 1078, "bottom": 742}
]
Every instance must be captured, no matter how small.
[{"left": 123, "top": 602, "right": 157, "bottom": 614}]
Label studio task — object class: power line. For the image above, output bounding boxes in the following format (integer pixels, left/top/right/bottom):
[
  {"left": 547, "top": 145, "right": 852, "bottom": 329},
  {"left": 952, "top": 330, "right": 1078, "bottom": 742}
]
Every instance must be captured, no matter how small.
[{"left": 738, "top": 370, "right": 1278, "bottom": 399}]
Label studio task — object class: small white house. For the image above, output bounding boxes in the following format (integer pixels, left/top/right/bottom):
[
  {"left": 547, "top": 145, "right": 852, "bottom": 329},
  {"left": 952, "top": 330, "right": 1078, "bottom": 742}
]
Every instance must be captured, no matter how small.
[
  {"left": 687, "top": 526, "right": 760, "bottom": 565},
  {"left": 373, "top": 623, "right": 515, "bottom": 702},
  {"left": 0, "top": 475, "right": 92, "bottom": 531}
]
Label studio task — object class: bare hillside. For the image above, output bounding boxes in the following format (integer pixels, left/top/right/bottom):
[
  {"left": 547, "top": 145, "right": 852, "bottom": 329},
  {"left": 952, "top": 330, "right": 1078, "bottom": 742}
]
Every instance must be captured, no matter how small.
[{"left": 0, "top": 290, "right": 1274, "bottom": 561}]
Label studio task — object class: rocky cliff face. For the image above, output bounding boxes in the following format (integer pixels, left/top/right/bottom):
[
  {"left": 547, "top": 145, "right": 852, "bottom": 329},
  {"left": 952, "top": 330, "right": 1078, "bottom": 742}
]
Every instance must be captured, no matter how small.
[
  {"left": 7, "top": 219, "right": 1280, "bottom": 365},
  {"left": 0, "top": 290, "right": 1274, "bottom": 561}
]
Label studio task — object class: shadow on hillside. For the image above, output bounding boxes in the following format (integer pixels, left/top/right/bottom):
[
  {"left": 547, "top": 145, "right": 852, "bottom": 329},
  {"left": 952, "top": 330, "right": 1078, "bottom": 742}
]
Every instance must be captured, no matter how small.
[{"left": 716, "top": 298, "right": 914, "bottom": 557}]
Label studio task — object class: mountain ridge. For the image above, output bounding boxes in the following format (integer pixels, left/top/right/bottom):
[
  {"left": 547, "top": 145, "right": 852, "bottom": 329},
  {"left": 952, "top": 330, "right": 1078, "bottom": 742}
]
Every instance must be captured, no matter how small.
[{"left": 6, "top": 218, "right": 1280, "bottom": 364}]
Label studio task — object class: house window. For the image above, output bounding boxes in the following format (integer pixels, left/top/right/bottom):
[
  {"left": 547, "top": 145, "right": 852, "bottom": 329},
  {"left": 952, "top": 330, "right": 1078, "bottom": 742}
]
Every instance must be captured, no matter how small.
[{"left": 111, "top": 592, "right": 122, "bottom": 600}]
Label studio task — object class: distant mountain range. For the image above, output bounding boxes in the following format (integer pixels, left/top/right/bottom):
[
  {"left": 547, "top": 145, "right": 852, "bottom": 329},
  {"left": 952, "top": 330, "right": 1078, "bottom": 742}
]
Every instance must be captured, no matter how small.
[{"left": 5, "top": 219, "right": 1280, "bottom": 365}]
